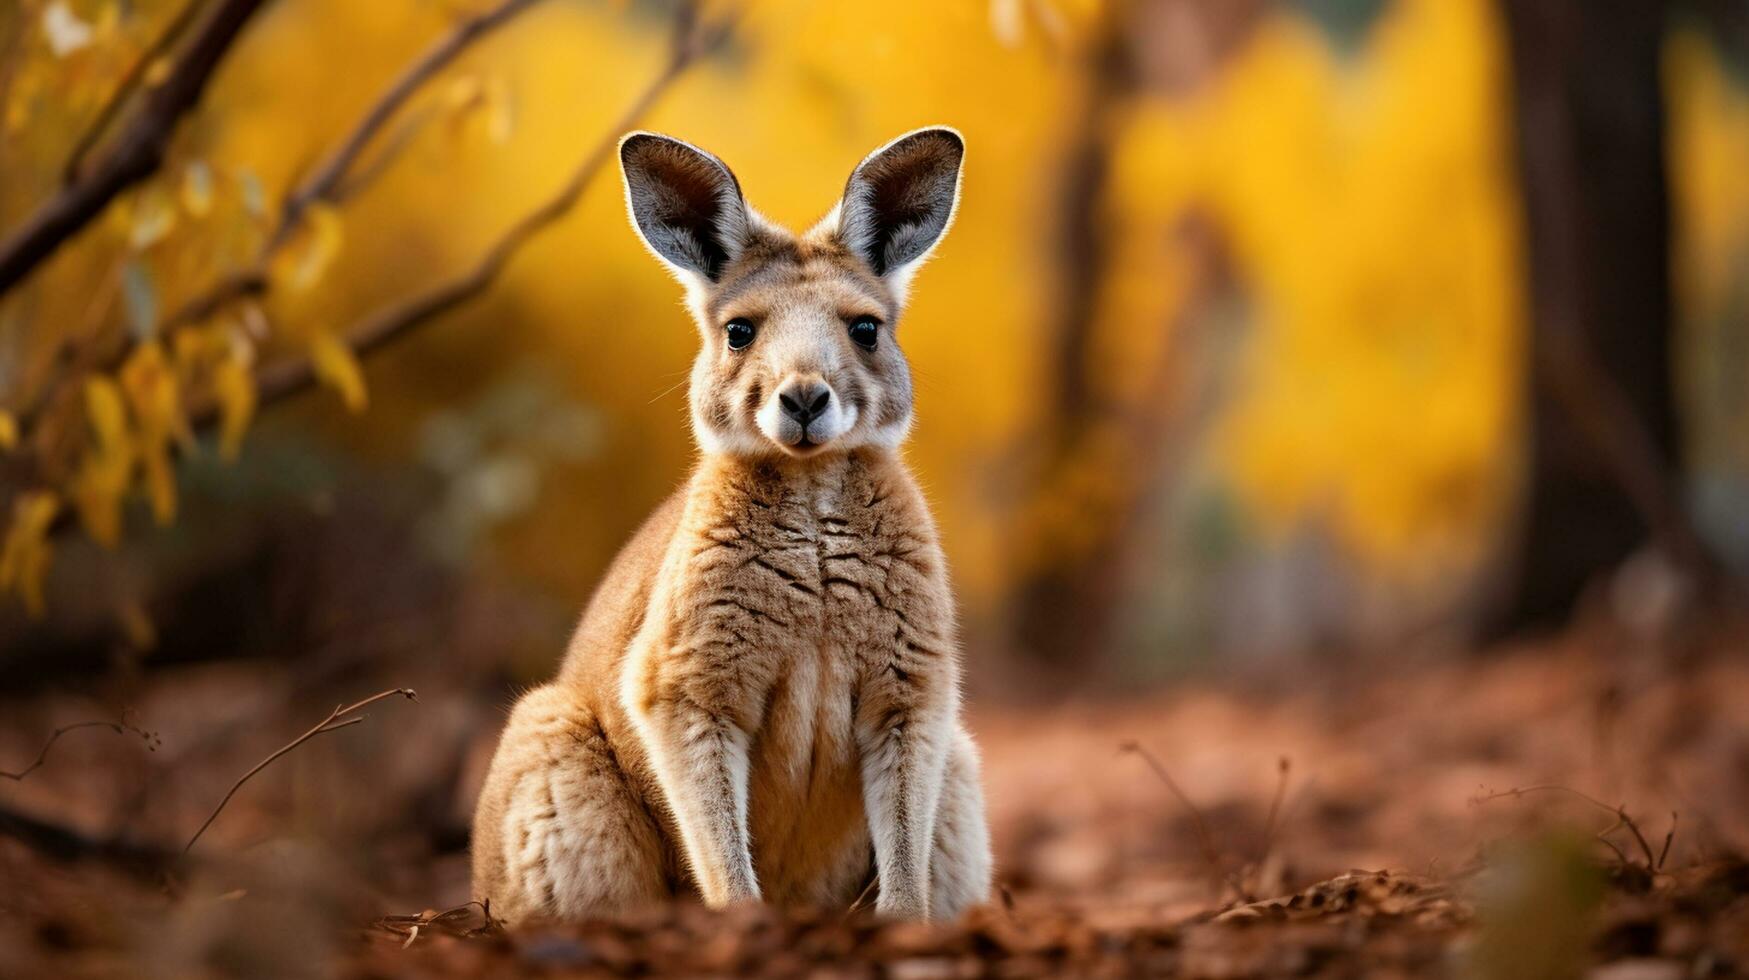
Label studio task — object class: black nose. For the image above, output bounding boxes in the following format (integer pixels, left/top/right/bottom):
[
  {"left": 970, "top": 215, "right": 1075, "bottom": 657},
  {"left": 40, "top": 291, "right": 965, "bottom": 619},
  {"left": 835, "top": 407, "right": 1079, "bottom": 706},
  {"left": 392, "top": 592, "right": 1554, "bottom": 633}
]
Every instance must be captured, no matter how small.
[{"left": 778, "top": 382, "right": 832, "bottom": 427}]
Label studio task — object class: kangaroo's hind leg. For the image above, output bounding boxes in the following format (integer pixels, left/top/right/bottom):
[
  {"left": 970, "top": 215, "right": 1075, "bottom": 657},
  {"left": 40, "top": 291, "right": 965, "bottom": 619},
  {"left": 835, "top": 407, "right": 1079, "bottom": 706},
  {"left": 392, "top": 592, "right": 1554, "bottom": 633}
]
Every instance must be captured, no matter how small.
[
  {"left": 928, "top": 728, "right": 993, "bottom": 919},
  {"left": 472, "top": 684, "right": 672, "bottom": 923}
]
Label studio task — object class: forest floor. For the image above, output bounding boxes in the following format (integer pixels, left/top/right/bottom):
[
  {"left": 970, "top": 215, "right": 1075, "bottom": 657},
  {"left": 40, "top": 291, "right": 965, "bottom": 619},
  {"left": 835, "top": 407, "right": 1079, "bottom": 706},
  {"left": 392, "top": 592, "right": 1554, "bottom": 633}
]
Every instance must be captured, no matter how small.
[{"left": 2, "top": 623, "right": 1747, "bottom": 978}]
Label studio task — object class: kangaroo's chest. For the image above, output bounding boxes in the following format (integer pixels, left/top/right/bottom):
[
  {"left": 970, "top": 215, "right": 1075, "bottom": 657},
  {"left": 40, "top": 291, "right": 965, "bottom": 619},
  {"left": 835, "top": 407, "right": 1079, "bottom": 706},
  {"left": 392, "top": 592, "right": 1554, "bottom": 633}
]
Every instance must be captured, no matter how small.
[
  {"left": 676, "top": 458, "right": 938, "bottom": 659},
  {"left": 669, "top": 457, "right": 944, "bottom": 900}
]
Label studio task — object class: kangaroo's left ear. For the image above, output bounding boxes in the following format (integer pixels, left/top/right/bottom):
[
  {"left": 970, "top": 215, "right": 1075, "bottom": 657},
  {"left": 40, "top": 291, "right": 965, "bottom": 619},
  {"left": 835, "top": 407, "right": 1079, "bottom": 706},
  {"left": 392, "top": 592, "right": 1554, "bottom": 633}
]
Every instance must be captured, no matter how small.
[{"left": 834, "top": 127, "right": 964, "bottom": 294}]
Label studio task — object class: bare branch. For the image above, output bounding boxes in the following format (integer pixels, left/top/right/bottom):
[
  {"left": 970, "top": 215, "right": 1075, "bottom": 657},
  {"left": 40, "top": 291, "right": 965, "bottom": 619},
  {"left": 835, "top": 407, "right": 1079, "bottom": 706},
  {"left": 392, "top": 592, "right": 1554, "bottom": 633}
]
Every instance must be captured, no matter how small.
[
  {"left": 0, "top": 0, "right": 273, "bottom": 296},
  {"left": 156, "top": 0, "right": 552, "bottom": 333},
  {"left": 1120, "top": 740, "right": 1225, "bottom": 880},
  {"left": 273, "top": 0, "right": 549, "bottom": 247},
  {"left": 1259, "top": 755, "right": 1291, "bottom": 861},
  {"left": 1471, "top": 783, "right": 1663, "bottom": 870},
  {"left": 1, "top": 716, "right": 158, "bottom": 782},
  {"left": 183, "top": 687, "right": 416, "bottom": 855},
  {"left": 62, "top": 0, "right": 207, "bottom": 184}
]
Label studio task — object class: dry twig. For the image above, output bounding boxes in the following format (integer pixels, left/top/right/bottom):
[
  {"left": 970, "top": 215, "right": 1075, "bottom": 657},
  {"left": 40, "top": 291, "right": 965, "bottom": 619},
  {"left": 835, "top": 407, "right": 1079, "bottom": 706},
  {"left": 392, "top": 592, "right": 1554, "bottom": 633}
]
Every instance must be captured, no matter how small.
[
  {"left": 1471, "top": 783, "right": 1670, "bottom": 872},
  {"left": 183, "top": 687, "right": 416, "bottom": 855},
  {"left": 376, "top": 899, "right": 501, "bottom": 946},
  {"left": 1, "top": 715, "right": 159, "bottom": 782},
  {"left": 844, "top": 872, "right": 880, "bottom": 919},
  {"left": 1260, "top": 755, "right": 1291, "bottom": 859},
  {"left": 1120, "top": 741, "right": 1226, "bottom": 885}
]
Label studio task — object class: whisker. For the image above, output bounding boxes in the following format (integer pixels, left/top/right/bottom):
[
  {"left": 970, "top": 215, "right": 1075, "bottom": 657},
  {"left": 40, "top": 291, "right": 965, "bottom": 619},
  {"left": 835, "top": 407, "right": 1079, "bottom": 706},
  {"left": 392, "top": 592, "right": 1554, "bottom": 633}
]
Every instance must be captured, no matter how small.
[{"left": 647, "top": 377, "right": 691, "bottom": 405}]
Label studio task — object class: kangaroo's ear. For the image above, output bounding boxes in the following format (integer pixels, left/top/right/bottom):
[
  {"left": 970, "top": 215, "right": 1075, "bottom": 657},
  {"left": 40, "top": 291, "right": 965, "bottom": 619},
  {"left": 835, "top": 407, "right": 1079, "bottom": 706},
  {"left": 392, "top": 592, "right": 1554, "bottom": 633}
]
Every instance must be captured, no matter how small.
[
  {"left": 835, "top": 127, "right": 964, "bottom": 287},
  {"left": 620, "top": 132, "right": 751, "bottom": 283}
]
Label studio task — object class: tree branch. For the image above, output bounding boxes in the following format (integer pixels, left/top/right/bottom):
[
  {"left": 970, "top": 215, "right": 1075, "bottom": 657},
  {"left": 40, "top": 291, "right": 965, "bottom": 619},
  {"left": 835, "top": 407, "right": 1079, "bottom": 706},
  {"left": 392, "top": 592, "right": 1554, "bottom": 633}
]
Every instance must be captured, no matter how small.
[
  {"left": 5, "top": 0, "right": 731, "bottom": 549},
  {"left": 272, "top": 0, "right": 548, "bottom": 249},
  {"left": 0, "top": 0, "right": 273, "bottom": 296},
  {"left": 158, "top": 0, "right": 552, "bottom": 332},
  {"left": 6, "top": 0, "right": 551, "bottom": 476},
  {"left": 198, "top": 2, "right": 731, "bottom": 416},
  {"left": 183, "top": 687, "right": 415, "bottom": 855},
  {"left": 62, "top": 0, "right": 208, "bottom": 185},
  {"left": 1, "top": 716, "right": 158, "bottom": 781}
]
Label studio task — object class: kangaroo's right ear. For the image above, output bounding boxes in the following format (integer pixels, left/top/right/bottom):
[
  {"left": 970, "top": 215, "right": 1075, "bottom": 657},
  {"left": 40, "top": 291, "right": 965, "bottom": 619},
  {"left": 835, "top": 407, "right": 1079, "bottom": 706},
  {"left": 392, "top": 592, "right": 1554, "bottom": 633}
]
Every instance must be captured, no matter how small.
[{"left": 619, "top": 132, "right": 751, "bottom": 283}]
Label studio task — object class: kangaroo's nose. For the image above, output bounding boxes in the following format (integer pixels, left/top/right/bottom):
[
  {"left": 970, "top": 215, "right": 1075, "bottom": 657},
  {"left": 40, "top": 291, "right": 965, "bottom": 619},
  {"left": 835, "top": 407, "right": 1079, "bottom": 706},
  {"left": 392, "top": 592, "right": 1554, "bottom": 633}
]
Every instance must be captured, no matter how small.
[{"left": 777, "top": 381, "right": 833, "bottom": 427}]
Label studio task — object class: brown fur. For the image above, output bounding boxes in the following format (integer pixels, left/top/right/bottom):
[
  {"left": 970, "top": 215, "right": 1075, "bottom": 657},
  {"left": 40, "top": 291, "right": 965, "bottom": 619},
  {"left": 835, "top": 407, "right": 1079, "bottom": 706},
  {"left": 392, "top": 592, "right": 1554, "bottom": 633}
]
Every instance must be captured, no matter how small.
[{"left": 472, "top": 128, "right": 989, "bottom": 923}]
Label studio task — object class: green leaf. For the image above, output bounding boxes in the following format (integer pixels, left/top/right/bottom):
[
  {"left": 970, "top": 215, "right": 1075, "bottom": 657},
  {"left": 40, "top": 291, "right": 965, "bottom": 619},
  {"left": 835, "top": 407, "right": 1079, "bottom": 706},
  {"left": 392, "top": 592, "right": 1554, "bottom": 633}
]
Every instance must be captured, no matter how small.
[{"left": 122, "top": 260, "right": 158, "bottom": 340}]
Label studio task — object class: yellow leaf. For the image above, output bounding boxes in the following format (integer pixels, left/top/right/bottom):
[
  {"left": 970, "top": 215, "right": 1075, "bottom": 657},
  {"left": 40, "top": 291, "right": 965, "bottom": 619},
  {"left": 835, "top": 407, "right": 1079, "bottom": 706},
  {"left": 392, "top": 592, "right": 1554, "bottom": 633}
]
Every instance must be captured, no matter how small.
[
  {"left": 85, "top": 377, "right": 130, "bottom": 451},
  {"left": 310, "top": 330, "right": 368, "bottom": 413},
  {"left": 129, "top": 184, "right": 176, "bottom": 249},
  {"left": 77, "top": 378, "right": 134, "bottom": 547},
  {"left": 0, "top": 491, "right": 60, "bottom": 618},
  {"left": 445, "top": 75, "right": 484, "bottom": 112},
  {"left": 0, "top": 411, "right": 16, "bottom": 451},
  {"left": 272, "top": 204, "right": 345, "bottom": 292},
  {"left": 74, "top": 467, "right": 126, "bottom": 547},
  {"left": 121, "top": 341, "right": 190, "bottom": 451},
  {"left": 120, "top": 343, "right": 187, "bottom": 525},
  {"left": 213, "top": 351, "right": 256, "bottom": 461}
]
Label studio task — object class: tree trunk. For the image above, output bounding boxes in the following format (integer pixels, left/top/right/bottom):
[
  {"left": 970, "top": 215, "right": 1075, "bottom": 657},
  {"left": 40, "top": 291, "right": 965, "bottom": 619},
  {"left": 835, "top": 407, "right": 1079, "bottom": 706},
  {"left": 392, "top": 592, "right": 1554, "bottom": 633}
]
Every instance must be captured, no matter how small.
[{"left": 1488, "top": 0, "right": 1705, "bottom": 636}]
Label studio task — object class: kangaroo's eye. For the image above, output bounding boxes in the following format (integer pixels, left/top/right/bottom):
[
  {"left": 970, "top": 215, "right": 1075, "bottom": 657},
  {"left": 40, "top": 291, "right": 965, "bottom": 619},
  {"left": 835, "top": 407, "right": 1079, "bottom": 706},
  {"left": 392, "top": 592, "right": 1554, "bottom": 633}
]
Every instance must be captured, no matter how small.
[
  {"left": 725, "top": 318, "right": 756, "bottom": 351},
  {"left": 848, "top": 315, "right": 880, "bottom": 351}
]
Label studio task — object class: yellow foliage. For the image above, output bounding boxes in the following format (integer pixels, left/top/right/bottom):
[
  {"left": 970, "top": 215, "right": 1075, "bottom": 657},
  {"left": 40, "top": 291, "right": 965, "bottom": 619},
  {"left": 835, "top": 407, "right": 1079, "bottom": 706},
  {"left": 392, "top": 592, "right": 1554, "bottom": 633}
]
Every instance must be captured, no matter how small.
[
  {"left": 213, "top": 346, "right": 258, "bottom": 461},
  {"left": 1097, "top": 0, "right": 1521, "bottom": 576},
  {"left": 74, "top": 377, "right": 134, "bottom": 547},
  {"left": 1666, "top": 31, "right": 1749, "bottom": 468},
  {"left": 120, "top": 341, "right": 187, "bottom": 525},
  {"left": 272, "top": 203, "right": 345, "bottom": 292},
  {"left": 0, "top": 491, "right": 61, "bottom": 618},
  {"left": 0, "top": 411, "right": 16, "bottom": 451},
  {"left": 310, "top": 329, "right": 369, "bottom": 413}
]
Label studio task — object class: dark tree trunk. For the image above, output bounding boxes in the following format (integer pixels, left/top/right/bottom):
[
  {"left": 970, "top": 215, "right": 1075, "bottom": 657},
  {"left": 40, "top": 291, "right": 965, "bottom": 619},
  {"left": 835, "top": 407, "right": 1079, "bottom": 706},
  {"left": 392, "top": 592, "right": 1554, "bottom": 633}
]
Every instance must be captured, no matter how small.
[
  {"left": 1488, "top": 0, "right": 1707, "bottom": 636},
  {"left": 1007, "top": 0, "right": 1267, "bottom": 667}
]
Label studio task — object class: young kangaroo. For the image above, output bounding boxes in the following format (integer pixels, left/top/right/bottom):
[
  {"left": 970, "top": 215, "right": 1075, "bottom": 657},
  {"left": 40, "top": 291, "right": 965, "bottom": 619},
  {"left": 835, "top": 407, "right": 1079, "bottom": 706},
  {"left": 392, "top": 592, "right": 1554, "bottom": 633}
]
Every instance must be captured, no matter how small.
[{"left": 471, "top": 127, "right": 991, "bottom": 923}]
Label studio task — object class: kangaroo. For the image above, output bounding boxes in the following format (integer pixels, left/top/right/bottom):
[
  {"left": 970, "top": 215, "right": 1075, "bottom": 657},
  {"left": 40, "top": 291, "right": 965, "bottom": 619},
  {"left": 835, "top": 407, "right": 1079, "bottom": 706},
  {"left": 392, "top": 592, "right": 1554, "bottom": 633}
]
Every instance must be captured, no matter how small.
[{"left": 471, "top": 127, "right": 992, "bottom": 923}]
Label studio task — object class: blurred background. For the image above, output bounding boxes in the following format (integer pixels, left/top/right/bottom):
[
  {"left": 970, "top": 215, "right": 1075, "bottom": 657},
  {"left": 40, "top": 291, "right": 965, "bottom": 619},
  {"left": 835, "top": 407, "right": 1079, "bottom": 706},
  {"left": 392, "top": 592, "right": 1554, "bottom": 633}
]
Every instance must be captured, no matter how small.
[{"left": 2, "top": 0, "right": 1748, "bottom": 975}]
